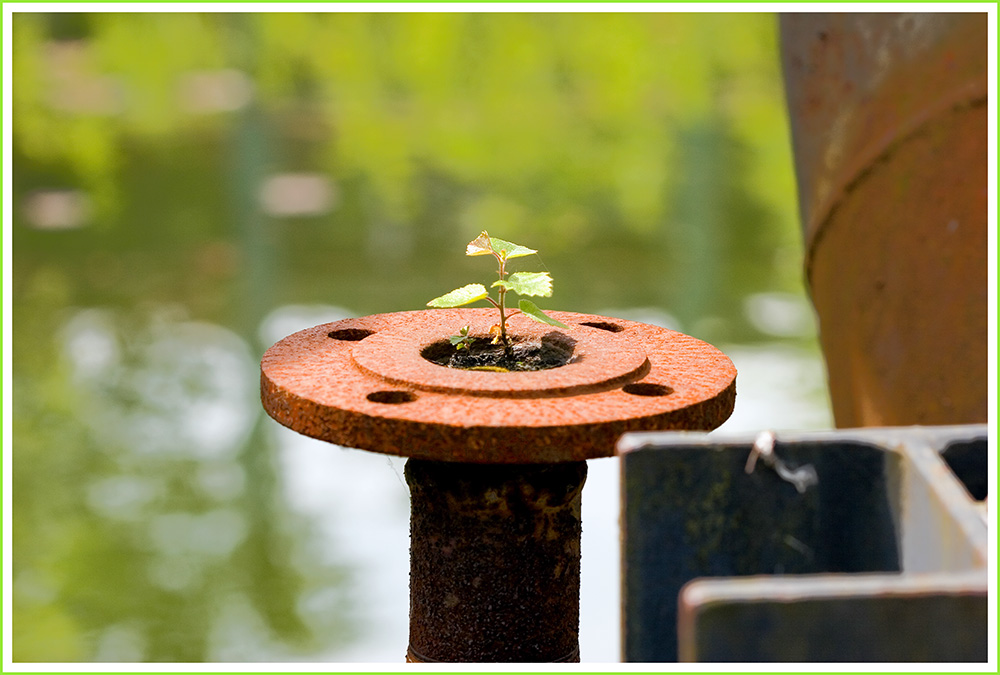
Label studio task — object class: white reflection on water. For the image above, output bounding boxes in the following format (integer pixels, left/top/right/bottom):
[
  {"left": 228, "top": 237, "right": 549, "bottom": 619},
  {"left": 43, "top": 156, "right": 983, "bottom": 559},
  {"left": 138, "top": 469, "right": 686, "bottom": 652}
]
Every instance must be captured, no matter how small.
[
  {"left": 742, "top": 291, "right": 818, "bottom": 339},
  {"left": 60, "top": 307, "right": 259, "bottom": 460},
  {"left": 208, "top": 593, "right": 298, "bottom": 662},
  {"left": 50, "top": 307, "right": 308, "bottom": 660},
  {"left": 274, "top": 429, "right": 411, "bottom": 662},
  {"left": 195, "top": 462, "right": 247, "bottom": 502},
  {"left": 716, "top": 343, "right": 833, "bottom": 433},
  {"left": 22, "top": 189, "right": 93, "bottom": 231},
  {"left": 85, "top": 475, "right": 165, "bottom": 521},
  {"left": 94, "top": 622, "right": 146, "bottom": 662},
  {"left": 148, "top": 509, "right": 249, "bottom": 558}
]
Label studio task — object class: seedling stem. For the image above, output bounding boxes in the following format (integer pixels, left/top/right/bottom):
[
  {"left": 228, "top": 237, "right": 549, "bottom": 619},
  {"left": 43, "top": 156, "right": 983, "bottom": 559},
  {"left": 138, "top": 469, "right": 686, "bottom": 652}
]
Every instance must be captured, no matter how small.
[{"left": 427, "top": 231, "right": 567, "bottom": 349}]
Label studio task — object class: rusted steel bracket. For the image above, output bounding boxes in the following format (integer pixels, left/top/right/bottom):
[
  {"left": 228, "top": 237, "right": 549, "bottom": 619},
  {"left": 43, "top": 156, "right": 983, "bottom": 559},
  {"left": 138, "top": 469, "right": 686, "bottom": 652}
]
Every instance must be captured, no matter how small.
[{"left": 620, "top": 424, "right": 988, "bottom": 662}]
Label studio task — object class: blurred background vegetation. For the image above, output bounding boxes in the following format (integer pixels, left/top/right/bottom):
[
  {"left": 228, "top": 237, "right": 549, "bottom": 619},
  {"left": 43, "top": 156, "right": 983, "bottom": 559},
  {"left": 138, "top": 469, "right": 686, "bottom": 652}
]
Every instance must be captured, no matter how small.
[{"left": 11, "top": 11, "right": 828, "bottom": 662}]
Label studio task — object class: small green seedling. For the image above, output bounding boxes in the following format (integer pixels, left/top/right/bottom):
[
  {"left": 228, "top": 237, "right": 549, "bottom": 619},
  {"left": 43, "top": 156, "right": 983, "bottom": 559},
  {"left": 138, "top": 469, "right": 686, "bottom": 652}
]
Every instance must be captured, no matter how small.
[
  {"left": 449, "top": 325, "right": 474, "bottom": 350},
  {"left": 427, "top": 231, "right": 568, "bottom": 349}
]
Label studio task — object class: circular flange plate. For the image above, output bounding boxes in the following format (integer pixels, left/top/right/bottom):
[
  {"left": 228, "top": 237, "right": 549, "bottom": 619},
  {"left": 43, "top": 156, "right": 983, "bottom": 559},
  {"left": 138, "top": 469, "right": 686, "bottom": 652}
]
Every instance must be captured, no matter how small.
[{"left": 260, "top": 309, "right": 736, "bottom": 463}]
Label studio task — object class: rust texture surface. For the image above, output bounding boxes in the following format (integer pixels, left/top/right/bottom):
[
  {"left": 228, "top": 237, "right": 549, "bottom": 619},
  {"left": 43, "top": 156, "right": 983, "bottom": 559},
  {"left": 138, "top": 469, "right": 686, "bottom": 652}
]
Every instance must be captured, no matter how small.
[
  {"left": 405, "top": 460, "right": 586, "bottom": 663},
  {"left": 781, "top": 13, "right": 987, "bottom": 427},
  {"left": 260, "top": 309, "right": 737, "bottom": 463}
]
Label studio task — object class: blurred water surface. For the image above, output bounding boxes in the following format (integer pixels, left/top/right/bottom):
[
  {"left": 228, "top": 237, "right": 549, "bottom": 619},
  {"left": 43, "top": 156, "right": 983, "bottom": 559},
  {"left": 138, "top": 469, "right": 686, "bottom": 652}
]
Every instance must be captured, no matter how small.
[{"left": 11, "top": 11, "right": 832, "bottom": 662}]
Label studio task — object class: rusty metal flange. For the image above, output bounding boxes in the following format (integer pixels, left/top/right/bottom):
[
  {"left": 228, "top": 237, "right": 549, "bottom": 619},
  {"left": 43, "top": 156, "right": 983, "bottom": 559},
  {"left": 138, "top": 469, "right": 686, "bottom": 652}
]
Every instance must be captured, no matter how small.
[{"left": 260, "top": 309, "right": 736, "bottom": 463}]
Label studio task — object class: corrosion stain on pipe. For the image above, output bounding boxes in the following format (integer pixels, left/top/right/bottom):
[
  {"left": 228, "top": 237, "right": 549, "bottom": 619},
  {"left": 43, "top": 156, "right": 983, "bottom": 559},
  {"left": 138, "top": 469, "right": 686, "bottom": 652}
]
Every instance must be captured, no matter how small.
[{"left": 405, "top": 459, "right": 587, "bottom": 663}]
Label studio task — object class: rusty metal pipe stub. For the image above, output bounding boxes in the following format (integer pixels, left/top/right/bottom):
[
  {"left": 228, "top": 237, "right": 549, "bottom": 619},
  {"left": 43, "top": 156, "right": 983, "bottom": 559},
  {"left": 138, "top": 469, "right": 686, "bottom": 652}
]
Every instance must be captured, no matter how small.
[{"left": 406, "top": 459, "right": 586, "bottom": 663}]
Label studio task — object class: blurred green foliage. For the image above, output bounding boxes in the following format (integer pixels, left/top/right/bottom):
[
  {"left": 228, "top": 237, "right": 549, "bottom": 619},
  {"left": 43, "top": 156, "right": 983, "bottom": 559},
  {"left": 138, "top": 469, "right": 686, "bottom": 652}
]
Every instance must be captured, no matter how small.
[
  {"left": 13, "top": 12, "right": 797, "bottom": 248},
  {"left": 13, "top": 11, "right": 805, "bottom": 337},
  {"left": 12, "top": 11, "right": 808, "bottom": 662}
]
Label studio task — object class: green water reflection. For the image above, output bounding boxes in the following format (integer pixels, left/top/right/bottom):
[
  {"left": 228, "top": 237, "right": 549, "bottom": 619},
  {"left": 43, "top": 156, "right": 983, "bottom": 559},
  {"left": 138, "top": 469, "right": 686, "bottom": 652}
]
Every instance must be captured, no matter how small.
[{"left": 12, "top": 12, "right": 824, "bottom": 661}]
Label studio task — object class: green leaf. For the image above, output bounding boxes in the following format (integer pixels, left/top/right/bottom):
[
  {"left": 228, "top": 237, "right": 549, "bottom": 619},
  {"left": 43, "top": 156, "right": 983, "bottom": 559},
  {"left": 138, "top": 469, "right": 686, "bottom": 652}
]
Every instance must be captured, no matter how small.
[
  {"left": 492, "top": 272, "right": 552, "bottom": 297},
  {"left": 465, "top": 230, "right": 536, "bottom": 260},
  {"left": 427, "top": 284, "right": 489, "bottom": 308},
  {"left": 518, "top": 299, "right": 569, "bottom": 328},
  {"left": 449, "top": 325, "right": 471, "bottom": 345},
  {"left": 488, "top": 236, "right": 536, "bottom": 260}
]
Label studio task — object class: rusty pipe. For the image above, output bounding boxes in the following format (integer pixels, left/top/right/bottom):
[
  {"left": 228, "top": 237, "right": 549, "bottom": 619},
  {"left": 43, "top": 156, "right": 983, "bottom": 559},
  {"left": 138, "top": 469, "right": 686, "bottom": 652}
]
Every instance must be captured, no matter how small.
[{"left": 405, "top": 460, "right": 586, "bottom": 662}]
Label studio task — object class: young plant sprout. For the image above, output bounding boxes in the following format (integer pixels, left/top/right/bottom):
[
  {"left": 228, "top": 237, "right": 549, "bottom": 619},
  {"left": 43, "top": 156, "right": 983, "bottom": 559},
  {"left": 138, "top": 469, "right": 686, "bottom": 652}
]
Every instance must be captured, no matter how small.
[{"left": 427, "top": 231, "right": 568, "bottom": 349}]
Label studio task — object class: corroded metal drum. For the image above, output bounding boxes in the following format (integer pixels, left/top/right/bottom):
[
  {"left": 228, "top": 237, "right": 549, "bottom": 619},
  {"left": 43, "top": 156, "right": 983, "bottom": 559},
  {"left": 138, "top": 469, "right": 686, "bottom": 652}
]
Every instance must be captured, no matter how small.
[{"left": 781, "top": 13, "right": 988, "bottom": 427}]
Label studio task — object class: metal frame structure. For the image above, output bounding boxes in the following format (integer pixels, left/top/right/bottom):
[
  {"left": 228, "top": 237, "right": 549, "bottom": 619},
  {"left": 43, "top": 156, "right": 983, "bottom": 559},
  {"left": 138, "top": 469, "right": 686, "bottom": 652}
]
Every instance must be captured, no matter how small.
[{"left": 620, "top": 424, "right": 989, "bottom": 662}]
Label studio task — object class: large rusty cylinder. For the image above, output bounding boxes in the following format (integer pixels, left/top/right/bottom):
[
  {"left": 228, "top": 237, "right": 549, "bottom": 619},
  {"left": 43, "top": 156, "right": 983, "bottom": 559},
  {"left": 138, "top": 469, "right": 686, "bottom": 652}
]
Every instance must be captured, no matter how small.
[
  {"left": 780, "top": 14, "right": 988, "bottom": 427},
  {"left": 405, "top": 459, "right": 587, "bottom": 663}
]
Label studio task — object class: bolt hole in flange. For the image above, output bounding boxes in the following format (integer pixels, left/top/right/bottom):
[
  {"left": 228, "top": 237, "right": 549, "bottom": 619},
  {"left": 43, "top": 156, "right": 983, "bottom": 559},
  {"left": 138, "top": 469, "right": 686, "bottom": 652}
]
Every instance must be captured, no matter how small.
[
  {"left": 329, "top": 328, "right": 375, "bottom": 341},
  {"left": 579, "top": 321, "right": 623, "bottom": 333},
  {"left": 367, "top": 390, "right": 417, "bottom": 404},
  {"left": 622, "top": 382, "right": 674, "bottom": 397}
]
